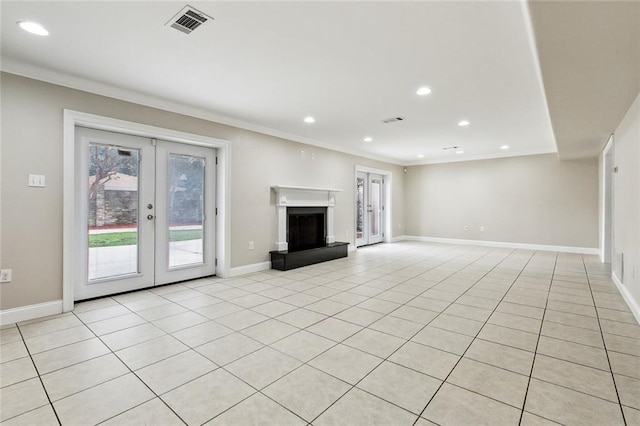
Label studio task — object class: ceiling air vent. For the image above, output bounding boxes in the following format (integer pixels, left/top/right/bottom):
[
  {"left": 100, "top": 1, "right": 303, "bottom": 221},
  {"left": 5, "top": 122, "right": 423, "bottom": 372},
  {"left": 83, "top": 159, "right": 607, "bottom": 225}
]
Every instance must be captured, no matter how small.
[
  {"left": 382, "top": 117, "right": 405, "bottom": 124},
  {"left": 166, "top": 5, "right": 212, "bottom": 34}
]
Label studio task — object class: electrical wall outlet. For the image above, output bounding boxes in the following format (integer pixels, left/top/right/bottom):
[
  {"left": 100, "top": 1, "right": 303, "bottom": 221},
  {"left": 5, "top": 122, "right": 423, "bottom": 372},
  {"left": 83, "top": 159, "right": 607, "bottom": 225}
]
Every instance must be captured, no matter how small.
[
  {"left": 464, "top": 225, "right": 469, "bottom": 231},
  {"left": 28, "top": 174, "right": 46, "bottom": 187},
  {"left": 0, "top": 269, "right": 12, "bottom": 283},
  {"left": 248, "top": 241, "right": 254, "bottom": 250},
  {"left": 480, "top": 226, "right": 485, "bottom": 232}
]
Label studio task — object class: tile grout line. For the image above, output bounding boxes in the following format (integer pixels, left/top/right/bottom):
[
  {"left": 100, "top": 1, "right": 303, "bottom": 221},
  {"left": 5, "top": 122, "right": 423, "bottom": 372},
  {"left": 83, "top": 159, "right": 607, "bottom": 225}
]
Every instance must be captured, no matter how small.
[
  {"left": 581, "top": 255, "right": 628, "bottom": 426},
  {"left": 305, "top": 247, "right": 525, "bottom": 424},
  {"left": 8, "top": 245, "right": 634, "bottom": 425},
  {"left": 307, "top": 247, "right": 510, "bottom": 423},
  {"left": 12, "top": 323, "right": 63, "bottom": 425},
  {"left": 198, "top": 245, "right": 484, "bottom": 424},
  {"left": 413, "top": 249, "right": 541, "bottom": 425},
  {"left": 69, "top": 311, "right": 190, "bottom": 426},
  {"left": 517, "top": 251, "right": 557, "bottom": 425},
  {"left": 302, "top": 247, "right": 497, "bottom": 424},
  {"left": 196, "top": 245, "right": 468, "bottom": 424},
  {"left": 89, "top": 246, "right": 459, "bottom": 424},
  {"left": 68, "top": 246, "right": 446, "bottom": 424}
]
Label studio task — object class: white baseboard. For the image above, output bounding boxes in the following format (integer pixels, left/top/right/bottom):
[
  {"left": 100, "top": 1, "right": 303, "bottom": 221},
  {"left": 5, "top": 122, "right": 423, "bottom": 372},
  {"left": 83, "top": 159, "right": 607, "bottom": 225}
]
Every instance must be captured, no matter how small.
[
  {"left": 0, "top": 300, "right": 63, "bottom": 326},
  {"left": 394, "top": 235, "right": 599, "bottom": 255},
  {"left": 612, "top": 273, "right": 640, "bottom": 325},
  {"left": 229, "top": 261, "right": 271, "bottom": 277}
]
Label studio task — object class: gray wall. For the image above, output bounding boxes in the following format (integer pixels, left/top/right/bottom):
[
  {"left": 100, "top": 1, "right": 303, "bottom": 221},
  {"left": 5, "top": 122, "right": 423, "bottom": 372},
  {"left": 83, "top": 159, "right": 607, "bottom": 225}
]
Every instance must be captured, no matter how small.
[
  {"left": 0, "top": 72, "right": 405, "bottom": 310},
  {"left": 612, "top": 91, "right": 640, "bottom": 306},
  {"left": 404, "top": 154, "right": 599, "bottom": 248}
]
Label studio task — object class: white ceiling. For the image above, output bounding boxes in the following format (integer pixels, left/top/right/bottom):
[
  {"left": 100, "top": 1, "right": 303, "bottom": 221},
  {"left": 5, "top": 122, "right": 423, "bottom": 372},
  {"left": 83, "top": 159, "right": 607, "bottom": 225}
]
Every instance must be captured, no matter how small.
[
  {"left": 528, "top": 0, "right": 640, "bottom": 160},
  {"left": 1, "top": 1, "right": 562, "bottom": 165}
]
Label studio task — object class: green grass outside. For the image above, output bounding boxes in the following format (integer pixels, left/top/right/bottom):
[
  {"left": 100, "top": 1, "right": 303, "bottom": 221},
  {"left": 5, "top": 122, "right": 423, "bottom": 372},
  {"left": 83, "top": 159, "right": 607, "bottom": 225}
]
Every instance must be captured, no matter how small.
[{"left": 88, "top": 229, "right": 203, "bottom": 248}]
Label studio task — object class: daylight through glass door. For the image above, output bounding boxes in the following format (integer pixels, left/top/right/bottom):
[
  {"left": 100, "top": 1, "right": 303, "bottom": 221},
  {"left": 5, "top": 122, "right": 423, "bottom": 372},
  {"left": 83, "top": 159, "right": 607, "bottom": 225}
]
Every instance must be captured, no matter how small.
[
  {"left": 167, "top": 154, "right": 205, "bottom": 268},
  {"left": 355, "top": 172, "right": 385, "bottom": 247},
  {"left": 76, "top": 127, "right": 216, "bottom": 300},
  {"left": 88, "top": 144, "right": 140, "bottom": 280}
]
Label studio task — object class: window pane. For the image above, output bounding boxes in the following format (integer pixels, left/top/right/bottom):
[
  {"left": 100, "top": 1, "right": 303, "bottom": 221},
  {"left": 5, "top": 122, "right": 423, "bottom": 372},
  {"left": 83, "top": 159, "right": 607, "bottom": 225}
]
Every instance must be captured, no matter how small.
[
  {"left": 356, "top": 177, "right": 364, "bottom": 239},
  {"left": 168, "top": 154, "right": 205, "bottom": 268},
  {"left": 88, "top": 144, "right": 139, "bottom": 280},
  {"left": 370, "top": 180, "right": 380, "bottom": 236}
]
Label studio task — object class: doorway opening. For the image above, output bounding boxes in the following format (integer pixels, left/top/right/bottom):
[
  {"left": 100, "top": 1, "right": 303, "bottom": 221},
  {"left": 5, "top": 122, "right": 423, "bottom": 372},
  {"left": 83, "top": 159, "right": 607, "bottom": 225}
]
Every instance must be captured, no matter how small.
[
  {"left": 355, "top": 167, "right": 390, "bottom": 248},
  {"left": 75, "top": 127, "right": 216, "bottom": 300},
  {"left": 602, "top": 135, "right": 614, "bottom": 264},
  {"left": 63, "top": 111, "right": 230, "bottom": 311}
]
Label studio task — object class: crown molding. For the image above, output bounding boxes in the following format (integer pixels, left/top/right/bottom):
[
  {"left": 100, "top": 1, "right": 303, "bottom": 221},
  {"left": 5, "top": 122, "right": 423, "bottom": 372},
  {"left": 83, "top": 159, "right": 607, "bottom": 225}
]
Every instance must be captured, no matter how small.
[
  {"left": 1, "top": 57, "right": 559, "bottom": 168},
  {"left": 1, "top": 57, "right": 403, "bottom": 166}
]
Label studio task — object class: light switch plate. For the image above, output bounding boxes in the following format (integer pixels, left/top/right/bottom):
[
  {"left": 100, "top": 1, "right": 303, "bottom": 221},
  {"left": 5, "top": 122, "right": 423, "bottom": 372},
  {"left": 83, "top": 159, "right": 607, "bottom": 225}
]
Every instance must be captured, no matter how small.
[{"left": 28, "top": 174, "right": 46, "bottom": 187}]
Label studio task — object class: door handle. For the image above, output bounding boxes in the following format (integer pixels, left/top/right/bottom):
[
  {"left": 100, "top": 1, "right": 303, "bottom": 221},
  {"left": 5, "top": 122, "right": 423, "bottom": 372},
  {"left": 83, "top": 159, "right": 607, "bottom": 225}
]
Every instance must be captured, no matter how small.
[{"left": 147, "top": 214, "right": 154, "bottom": 220}]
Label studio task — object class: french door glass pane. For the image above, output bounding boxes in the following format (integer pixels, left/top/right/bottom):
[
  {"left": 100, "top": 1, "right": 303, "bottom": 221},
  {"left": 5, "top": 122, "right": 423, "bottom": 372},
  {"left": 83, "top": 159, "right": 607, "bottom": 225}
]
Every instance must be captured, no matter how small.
[
  {"left": 356, "top": 177, "right": 365, "bottom": 239},
  {"left": 371, "top": 180, "right": 380, "bottom": 236},
  {"left": 88, "top": 144, "right": 140, "bottom": 280},
  {"left": 168, "top": 154, "right": 205, "bottom": 268}
]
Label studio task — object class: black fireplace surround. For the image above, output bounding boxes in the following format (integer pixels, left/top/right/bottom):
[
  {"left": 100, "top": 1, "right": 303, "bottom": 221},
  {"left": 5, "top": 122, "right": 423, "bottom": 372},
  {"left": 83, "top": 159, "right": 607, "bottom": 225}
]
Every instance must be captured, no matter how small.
[
  {"left": 287, "top": 207, "right": 326, "bottom": 252},
  {"left": 270, "top": 206, "right": 348, "bottom": 270}
]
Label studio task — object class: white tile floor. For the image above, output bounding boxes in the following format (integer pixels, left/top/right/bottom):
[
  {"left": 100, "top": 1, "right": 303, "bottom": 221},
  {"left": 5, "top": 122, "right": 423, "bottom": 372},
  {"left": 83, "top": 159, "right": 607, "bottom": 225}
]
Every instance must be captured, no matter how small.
[{"left": 2, "top": 242, "right": 640, "bottom": 425}]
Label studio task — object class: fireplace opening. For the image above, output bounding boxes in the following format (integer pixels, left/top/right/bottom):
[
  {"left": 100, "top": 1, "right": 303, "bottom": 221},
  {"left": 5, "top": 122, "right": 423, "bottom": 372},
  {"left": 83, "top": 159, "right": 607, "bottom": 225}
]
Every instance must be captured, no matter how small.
[{"left": 287, "top": 207, "right": 326, "bottom": 252}]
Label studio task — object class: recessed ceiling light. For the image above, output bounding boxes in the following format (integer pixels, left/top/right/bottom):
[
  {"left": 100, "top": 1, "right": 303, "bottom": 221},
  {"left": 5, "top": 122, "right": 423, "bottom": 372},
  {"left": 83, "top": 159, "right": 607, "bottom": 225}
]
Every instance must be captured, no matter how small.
[
  {"left": 303, "top": 116, "right": 315, "bottom": 124},
  {"left": 417, "top": 154, "right": 425, "bottom": 159},
  {"left": 458, "top": 120, "right": 470, "bottom": 127},
  {"left": 456, "top": 150, "right": 464, "bottom": 154},
  {"left": 416, "top": 87, "right": 431, "bottom": 96},
  {"left": 17, "top": 21, "right": 49, "bottom": 36},
  {"left": 363, "top": 137, "right": 373, "bottom": 142},
  {"left": 500, "top": 145, "right": 510, "bottom": 150}
]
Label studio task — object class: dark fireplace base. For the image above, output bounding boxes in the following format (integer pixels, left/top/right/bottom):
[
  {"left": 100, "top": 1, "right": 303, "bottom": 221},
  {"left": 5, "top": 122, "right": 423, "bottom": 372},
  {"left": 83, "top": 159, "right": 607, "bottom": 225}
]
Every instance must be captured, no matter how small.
[{"left": 270, "top": 242, "right": 349, "bottom": 271}]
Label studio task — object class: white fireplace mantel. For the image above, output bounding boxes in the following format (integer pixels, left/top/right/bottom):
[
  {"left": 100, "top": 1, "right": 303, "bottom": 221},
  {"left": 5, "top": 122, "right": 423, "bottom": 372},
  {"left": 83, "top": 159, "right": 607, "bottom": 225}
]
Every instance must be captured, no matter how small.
[{"left": 271, "top": 185, "right": 342, "bottom": 251}]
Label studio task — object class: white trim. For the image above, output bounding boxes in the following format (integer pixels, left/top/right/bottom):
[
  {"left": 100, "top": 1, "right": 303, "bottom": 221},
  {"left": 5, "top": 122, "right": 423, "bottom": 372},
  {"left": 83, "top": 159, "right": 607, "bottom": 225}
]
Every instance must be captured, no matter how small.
[
  {"left": 2, "top": 62, "right": 557, "bottom": 168},
  {"left": 2, "top": 60, "right": 401, "bottom": 166},
  {"left": 229, "top": 261, "right": 271, "bottom": 277},
  {"left": 521, "top": 0, "right": 558, "bottom": 154},
  {"left": 354, "top": 165, "right": 391, "bottom": 176},
  {"left": 612, "top": 273, "right": 640, "bottom": 325},
  {"left": 404, "top": 147, "right": 558, "bottom": 166},
  {"left": 272, "top": 185, "right": 342, "bottom": 193},
  {"left": 396, "top": 235, "right": 599, "bottom": 255},
  {"left": 63, "top": 110, "right": 232, "bottom": 311},
  {"left": 0, "top": 300, "right": 63, "bottom": 325},
  {"left": 600, "top": 135, "right": 614, "bottom": 263},
  {"left": 271, "top": 185, "right": 342, "bottom": 251},
  {"left": 355, "top": 165, "right": 393, "bottom": 246}
]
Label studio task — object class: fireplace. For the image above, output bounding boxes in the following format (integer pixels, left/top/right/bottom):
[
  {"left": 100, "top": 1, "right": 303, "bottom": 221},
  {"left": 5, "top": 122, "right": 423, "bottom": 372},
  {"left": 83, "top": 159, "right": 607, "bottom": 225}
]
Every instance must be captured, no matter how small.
[
  {"left": 270, "top": 185, "right": 349, "bottom": 270},
  {"left": 287, "top": 207, "right": 326, "bottom": 252}
]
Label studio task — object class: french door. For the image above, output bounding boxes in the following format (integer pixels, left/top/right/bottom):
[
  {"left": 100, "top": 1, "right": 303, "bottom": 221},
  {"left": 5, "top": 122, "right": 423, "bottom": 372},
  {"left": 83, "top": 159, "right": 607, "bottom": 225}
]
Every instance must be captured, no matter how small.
[
  {"left": 75, "top": 127, "right": 216, "bottom": 300},
  {"left": 356, "top": 172, "right": 385, "bottom": 247}
]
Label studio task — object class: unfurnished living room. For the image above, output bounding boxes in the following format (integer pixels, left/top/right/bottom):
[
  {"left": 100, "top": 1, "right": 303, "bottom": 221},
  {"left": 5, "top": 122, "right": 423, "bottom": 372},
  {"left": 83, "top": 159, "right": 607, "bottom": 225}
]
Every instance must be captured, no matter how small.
[{"left": 1, "top": 1, "right": 639, "bottom": 425}]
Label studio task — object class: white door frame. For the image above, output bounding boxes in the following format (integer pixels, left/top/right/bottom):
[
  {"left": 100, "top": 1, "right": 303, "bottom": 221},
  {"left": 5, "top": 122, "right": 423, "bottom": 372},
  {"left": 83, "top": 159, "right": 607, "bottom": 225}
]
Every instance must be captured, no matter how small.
[
  {"left": 354, "top": 165, "right": 392, "bottom": 247},
  {"left": 63, "top": 110, "right": 231, "bottom": 312},
  {"left": 601, "top": 134, "right": 614, "bottom": 263}
]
